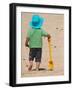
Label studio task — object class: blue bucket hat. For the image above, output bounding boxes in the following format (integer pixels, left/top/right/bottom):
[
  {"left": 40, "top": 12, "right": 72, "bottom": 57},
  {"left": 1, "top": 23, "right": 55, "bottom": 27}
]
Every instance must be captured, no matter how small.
[{"left": 29, "top": 15, "right": 44, "bottom": 29}]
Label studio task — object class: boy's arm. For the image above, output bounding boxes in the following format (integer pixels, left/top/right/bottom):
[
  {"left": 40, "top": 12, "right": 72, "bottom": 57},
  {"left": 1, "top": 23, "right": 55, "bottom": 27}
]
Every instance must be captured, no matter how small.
[
  {"left": 42, "top": 30, "right": 51, "bottom": 41},
  {"left": 25, "top": 37, "right": 29, "bottom": 47}
]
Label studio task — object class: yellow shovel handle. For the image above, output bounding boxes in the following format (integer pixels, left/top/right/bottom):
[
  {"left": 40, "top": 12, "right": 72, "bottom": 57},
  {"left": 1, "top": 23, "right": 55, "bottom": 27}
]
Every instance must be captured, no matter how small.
[{"left": 48, "top": 39, "right": 52, "bottom": 61}]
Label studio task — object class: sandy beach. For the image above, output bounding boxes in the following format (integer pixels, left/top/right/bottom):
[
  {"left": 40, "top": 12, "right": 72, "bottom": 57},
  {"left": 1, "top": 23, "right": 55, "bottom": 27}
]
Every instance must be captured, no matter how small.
[{"left": 21, "top": 13, "right": 64, "bottom": 77}]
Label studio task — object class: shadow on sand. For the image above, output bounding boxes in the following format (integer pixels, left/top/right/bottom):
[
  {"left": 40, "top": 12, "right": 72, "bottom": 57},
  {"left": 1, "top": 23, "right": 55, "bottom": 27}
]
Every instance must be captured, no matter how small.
[{"left": 32, "top": 68, "right": 47, "bottom": 71}]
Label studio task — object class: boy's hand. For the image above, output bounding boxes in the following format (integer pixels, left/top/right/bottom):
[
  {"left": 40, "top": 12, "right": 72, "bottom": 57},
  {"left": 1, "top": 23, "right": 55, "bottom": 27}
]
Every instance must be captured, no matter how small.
[
  {"left": 48, "top": 34, "right": 51, "bottom": 42},
  {"left": 25, "top": 43, "right": 29, "bottom": 47},
  {"left": 25, "top": 37, "right": 29, "bottom": 47}
]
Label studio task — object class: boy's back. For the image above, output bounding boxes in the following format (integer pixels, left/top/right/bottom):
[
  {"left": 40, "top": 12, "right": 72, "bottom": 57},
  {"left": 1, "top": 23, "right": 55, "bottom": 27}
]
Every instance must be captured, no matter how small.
[{"left": 27, "top": 28, "right": 48, "bottom": 48}]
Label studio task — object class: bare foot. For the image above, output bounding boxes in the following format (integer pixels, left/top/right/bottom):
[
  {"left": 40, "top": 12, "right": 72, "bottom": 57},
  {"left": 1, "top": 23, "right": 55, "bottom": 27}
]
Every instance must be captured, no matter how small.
[{"left": 28, "top": 65, "right": 32, "bottom": 71}]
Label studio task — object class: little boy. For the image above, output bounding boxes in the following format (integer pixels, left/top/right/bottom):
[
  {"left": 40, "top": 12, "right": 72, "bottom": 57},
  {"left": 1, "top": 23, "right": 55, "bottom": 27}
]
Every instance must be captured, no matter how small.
[{"left": 25, "top": 15, "right": 51, "bottom": 71}]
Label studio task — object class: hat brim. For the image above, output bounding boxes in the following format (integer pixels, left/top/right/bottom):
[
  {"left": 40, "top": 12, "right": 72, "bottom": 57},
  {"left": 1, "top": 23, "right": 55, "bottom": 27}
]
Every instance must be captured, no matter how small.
[{"left": 29, "top": 17, "right": 44, "bottom": 29}]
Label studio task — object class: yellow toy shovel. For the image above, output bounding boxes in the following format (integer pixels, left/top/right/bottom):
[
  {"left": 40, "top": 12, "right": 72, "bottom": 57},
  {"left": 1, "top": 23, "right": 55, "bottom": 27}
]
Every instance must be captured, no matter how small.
[{"left": 48, "top": 38, "right": 54, "bottom": 71}]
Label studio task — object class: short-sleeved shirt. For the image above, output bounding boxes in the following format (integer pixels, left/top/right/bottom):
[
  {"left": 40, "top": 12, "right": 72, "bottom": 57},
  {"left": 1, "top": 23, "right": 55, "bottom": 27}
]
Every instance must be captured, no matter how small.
[{"left": 27, "top": 28, "right": 48, "bottom": 48}]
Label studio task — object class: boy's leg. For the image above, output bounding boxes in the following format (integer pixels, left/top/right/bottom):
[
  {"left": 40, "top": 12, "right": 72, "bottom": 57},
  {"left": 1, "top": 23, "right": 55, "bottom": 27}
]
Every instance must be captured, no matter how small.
[
  {"left": 28, "top": 60, "right": 33, "bottom": 71},
  {"left": 28, "top": 48, "right": 35, "bottom": 71},
  {"left": 35, "top": 48, "right": 42, "bottom": 71},
  {"left": 36, "top": 61, "right": 41, "bottom": 71}
]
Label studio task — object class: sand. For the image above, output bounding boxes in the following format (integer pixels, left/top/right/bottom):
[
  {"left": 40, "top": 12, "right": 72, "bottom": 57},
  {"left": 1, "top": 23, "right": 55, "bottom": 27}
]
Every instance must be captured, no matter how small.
[{"left": 21, "top": 13, "right": 64, "bottom": 77}]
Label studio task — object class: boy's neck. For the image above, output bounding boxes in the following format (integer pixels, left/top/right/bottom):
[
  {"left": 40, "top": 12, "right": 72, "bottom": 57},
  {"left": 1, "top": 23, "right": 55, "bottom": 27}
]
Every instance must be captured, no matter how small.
[{"left": 32, "top": 27, "right": 41, "bottom": 29}]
